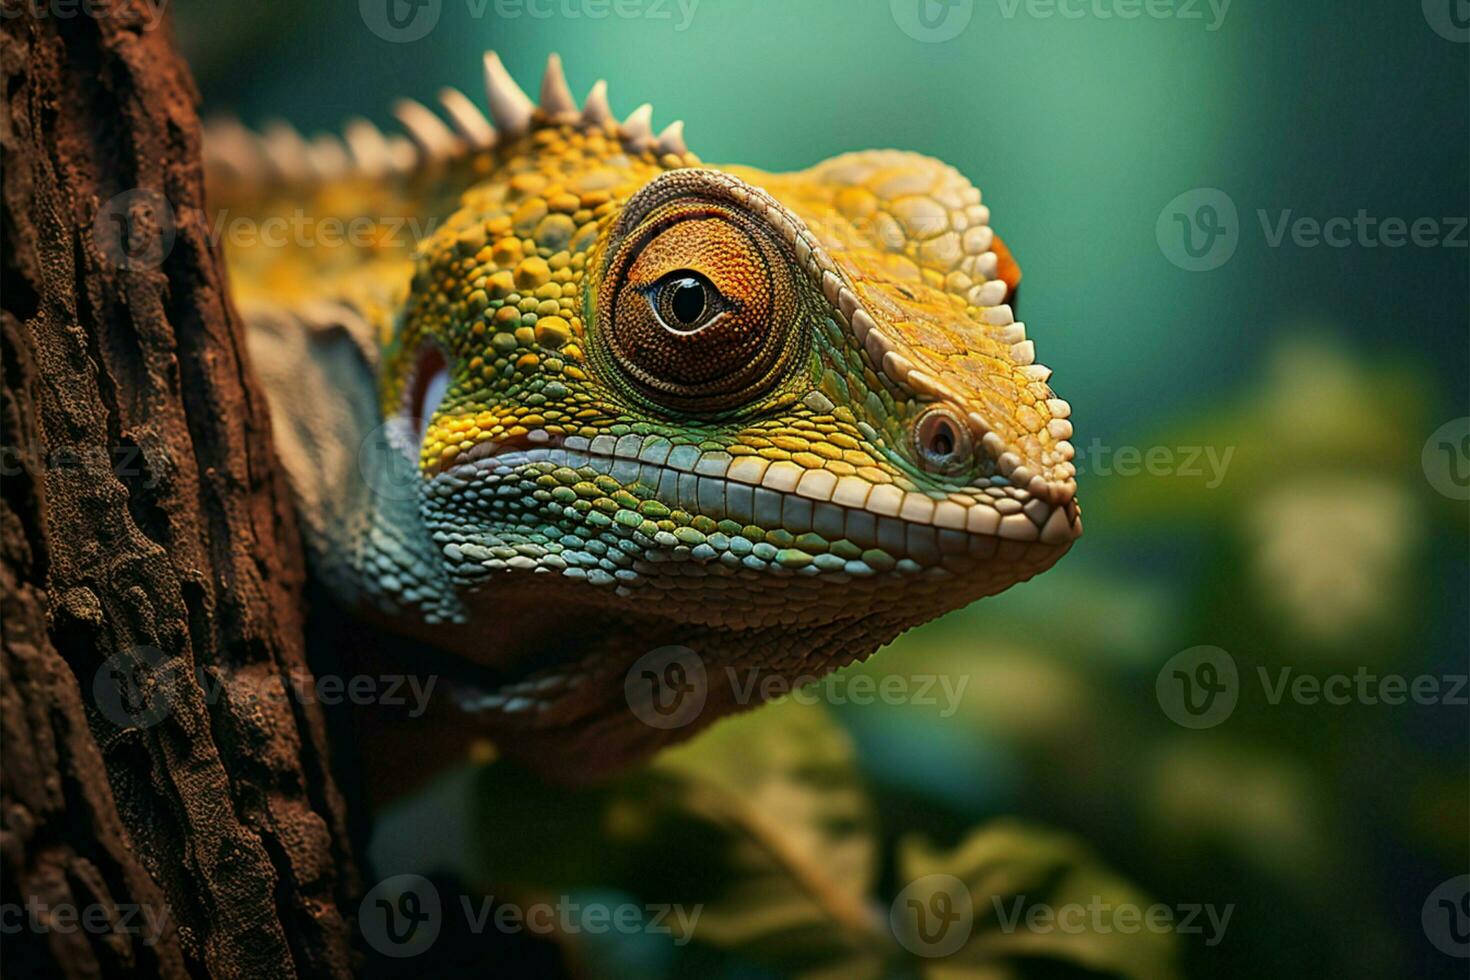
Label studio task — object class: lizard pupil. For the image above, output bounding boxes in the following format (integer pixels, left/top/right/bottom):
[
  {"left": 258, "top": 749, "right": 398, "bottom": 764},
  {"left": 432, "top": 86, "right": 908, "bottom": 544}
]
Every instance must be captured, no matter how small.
[
  {"left": 670, "top": 279, "right": 705, "bottom": 324},
  {"left": 655, "top": 273, "right": 712, "bottom": 331}
]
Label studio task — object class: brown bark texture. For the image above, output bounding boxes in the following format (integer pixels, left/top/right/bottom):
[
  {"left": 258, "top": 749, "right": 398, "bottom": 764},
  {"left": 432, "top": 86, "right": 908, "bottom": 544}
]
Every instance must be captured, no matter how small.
[{"left": 0, "top": 3, "right": 361, "bottom": 976}]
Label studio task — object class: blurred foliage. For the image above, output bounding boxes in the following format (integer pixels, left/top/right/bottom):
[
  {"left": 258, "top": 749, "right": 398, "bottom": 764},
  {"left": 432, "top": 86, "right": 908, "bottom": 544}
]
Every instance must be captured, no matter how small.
[
  {"left": 467, "top": 700, "right": 1181, "bottom": 979},
  {"left": 1097, "top": 333, "right": 1438, "bottom": 652}
]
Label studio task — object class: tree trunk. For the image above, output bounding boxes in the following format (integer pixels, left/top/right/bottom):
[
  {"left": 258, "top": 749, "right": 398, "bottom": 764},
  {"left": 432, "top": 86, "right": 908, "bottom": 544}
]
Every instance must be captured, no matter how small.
[{"left": 0, "top": 3, "right": 362, "bottom": 977}]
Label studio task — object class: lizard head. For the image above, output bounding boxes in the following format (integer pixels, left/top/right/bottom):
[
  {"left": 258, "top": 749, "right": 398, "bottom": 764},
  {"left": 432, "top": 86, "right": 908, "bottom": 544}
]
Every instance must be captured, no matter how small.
[{"left": 365, "top": 55, "right": 1079, "bottom": 770}]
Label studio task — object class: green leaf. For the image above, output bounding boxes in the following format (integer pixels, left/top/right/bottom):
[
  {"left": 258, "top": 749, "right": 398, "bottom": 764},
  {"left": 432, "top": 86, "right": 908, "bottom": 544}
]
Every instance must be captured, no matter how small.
[
  {"left": 652, "top": 694, "right": 877, "bottom": 914},
  {"left": 892, "top": 821, "right": 1181, "bottom": 980},
  {"left": 471, "top": 699, "right": 888, "bottom": 978}
]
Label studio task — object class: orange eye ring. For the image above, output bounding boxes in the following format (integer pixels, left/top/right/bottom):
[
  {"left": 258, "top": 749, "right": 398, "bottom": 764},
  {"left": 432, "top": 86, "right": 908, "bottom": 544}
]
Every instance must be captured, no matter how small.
[{"left": 596, "top": 199, "right": 805, "bottom": 413}]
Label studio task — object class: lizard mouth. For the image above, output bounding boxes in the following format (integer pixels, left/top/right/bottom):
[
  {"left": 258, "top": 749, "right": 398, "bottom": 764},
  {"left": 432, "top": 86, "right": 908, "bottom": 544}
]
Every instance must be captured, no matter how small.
[
  {"left": 436, "top": 433, "right": 1082, "bottom": 549},
  {"left": 425, "top": 427, "right": 561, "bottom": 475}
]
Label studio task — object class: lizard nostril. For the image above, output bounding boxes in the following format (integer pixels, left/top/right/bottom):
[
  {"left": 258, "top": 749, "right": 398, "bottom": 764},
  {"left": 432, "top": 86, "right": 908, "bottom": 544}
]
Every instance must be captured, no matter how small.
[{"left": 914, "top": 405, "right": 971, "bottom": 475}]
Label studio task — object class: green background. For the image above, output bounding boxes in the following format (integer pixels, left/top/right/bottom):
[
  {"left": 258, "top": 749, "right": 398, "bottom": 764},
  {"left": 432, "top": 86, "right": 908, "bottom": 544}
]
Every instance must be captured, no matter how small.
[{"left": 175, "top": 1, "right": 1468, "bottom": 977}]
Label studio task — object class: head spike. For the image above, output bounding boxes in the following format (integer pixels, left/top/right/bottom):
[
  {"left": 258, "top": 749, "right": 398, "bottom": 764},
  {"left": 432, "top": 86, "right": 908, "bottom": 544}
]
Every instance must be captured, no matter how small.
[
  {"left": 305, "top": 132, "right": 350, "bottom": 180},
  {"left": 343, "top": 117, "right": 394, "bottom": 177},
  {"left": 582, "top": 80, "right": 611, "bottom": 124},
  {"left": 203, "top": 117, "right": 268, "bottom": 181},
  {"left": 655, "top": 120, "right": 687, "bottom": 156},
  {"left": 482, "top": 51, "right": 534, "bottom": 136},
  {"left": 384, "top": 134, "right": 418, "bottom": 174},
  {"left": 621, "top": 103, "right": 654, "bottom": 148},
  {"left": 437, "top": 87, "right": 496, "bottom": 149},
  {"left": 392, "top": 98, "right": 462, "bottom": 160},
  {"left": 260, "top": 120, "right": 312, "bottom": 181},
  {"left": 539, "top": 53, "right": 577, "bottom": 118}
]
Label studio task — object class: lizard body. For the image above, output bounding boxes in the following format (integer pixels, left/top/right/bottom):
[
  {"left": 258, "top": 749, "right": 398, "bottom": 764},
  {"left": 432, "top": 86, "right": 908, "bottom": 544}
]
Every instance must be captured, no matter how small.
[{"left": 217, "top": 53, "right": 1080, "bottom": 776}]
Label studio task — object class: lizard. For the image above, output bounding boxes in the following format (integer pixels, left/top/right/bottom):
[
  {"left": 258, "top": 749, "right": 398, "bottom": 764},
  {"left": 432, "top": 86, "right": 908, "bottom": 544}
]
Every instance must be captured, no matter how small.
[{"left": 211, "top": 52, "right": 1081, "bottom": 782}]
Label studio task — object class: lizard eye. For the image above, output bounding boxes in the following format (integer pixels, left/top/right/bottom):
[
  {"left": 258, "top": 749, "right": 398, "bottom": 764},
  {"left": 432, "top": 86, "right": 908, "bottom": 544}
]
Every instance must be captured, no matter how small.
[
  {"left": 648, "top": 271, "right": 725, "bottom": 334},
  {"left": 599, "top": 201, "right": 803, "bottom": 412}
]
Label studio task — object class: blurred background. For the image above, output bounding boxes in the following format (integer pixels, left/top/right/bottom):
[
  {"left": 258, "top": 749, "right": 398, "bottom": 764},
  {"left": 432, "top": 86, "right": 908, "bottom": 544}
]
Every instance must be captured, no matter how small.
[{"left": 173, "top": 0, "right": 1467, "bottom": 976}]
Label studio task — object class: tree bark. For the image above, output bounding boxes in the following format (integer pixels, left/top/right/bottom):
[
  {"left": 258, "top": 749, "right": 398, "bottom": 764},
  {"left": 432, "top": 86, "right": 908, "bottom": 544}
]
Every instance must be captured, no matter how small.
[{"left": 1, "top": 3, "right": 362, "bottom": 977}]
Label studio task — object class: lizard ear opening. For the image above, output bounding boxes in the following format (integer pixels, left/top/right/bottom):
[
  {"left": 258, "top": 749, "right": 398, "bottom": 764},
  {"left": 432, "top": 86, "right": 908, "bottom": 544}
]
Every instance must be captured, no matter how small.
[
  {"left": 408, "top": 344, "right": 450, "bottom": 448},
  {"left": 914, "top": 404, "right": 973, "bottom": 476}
]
